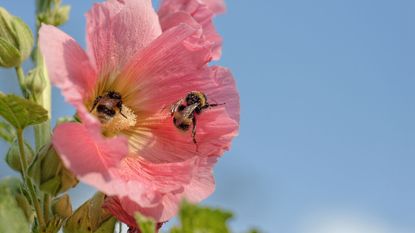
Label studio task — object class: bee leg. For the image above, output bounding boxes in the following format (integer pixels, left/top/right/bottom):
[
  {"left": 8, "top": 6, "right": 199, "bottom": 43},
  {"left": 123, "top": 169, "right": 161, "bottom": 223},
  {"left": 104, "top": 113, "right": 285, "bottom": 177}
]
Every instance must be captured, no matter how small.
[
  {"left": 117, "top": 101, "right": 128, "bottom": 118},
  {"left": 120, "top": 111, "right": 128, "bottom": 119},
  {"left": 208, "top": 102, "right": 226, "bottom": 108},
  {"left": 192, "top": 117, "right": 199, "bottom": 151},
  {"left": 90, "top": 96, "right": 102, "bottom": 112}
]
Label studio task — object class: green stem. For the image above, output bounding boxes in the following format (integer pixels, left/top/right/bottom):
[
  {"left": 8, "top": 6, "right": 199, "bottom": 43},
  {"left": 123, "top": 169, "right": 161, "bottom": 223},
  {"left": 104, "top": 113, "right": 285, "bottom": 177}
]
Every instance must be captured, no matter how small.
[
  {"left": 32, "top": 44, "right": 51, "bottom": 151},
  {"left": 15, "top": 66, "right": 27, "bottom": 98},
  {"left": 43, "top": 193, "right": 50, "bottom": 223},
  {"left": 17, "top": 129, "right": 45, "bottom": 230}
]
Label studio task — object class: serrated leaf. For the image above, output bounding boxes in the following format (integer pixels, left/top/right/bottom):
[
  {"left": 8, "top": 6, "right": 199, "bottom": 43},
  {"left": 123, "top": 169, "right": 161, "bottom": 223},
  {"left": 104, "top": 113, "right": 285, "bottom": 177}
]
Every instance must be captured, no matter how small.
[
  {"left": 135, "top": 213, "right": 156, "bottom": 233},
  {"left": 0, "top": 93, "right": 48, "bottom": 129},
  {"left": 0, "top": 120, "right": 15, "bottom": 143},
  {"left": 172, "top": 201, "right": 233, "bottom": 233},
  {"left": 0, "top": 179, "right": 30, "bottom": 233}
]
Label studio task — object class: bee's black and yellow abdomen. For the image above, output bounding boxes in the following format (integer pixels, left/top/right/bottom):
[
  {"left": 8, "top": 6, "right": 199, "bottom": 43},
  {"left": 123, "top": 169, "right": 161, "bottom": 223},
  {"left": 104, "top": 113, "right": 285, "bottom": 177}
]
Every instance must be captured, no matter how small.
[{"left": 173, "top": 116, "right": 192, "bottom": 131}]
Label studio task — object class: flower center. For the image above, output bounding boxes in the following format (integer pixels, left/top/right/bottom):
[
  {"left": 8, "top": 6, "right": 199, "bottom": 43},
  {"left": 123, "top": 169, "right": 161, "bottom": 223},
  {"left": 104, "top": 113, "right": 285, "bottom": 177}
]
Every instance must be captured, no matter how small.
[{"left": 92, "top": 104, "right": 137, "bottom": 136}]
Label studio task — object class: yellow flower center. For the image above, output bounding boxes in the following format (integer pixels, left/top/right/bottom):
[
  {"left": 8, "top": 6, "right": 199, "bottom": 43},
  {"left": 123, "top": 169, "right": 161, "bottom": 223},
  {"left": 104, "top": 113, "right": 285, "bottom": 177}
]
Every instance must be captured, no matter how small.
[{"left": 91, "top": 104, "right": 137, "bottom": 137}]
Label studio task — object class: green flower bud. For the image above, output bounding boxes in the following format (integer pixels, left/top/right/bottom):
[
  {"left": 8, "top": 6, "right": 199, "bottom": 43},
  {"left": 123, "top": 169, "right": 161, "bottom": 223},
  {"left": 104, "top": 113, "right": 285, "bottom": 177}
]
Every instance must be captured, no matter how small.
[
  {"left": 5, "top": 139, "right": 34, "bottom": 172},
  {"left": 64, "top": 193, "right": 116, "bottom": 233},
  {"left": 28, "top": 143, "right": 78, "bottom": 196},
  {"left": 25, "top": 67, "right": 46, "bottom": 98},
  {"left": 0, "top": 7, "right": 34, "bottom": 67},
  {"left": 52, "top": 194, "right": 72, "bottom": 219},
  {"left": 37, "top": 5, "right": 71, "bottom": 27}
]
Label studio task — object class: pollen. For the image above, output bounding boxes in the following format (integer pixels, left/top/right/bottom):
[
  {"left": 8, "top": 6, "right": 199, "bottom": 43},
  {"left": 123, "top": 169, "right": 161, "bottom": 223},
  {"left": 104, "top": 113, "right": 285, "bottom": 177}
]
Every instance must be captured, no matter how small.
[{"left": 100, "top": 105, "right": 137, "bottom": 136}]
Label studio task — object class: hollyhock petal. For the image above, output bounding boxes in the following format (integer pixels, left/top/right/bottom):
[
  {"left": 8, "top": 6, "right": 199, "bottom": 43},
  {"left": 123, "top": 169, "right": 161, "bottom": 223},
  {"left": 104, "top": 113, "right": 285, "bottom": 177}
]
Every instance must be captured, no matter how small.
[
  {"left": 158, "top": 0, "right": 224, "bottom": 60},
  {"left": 112, "top": 23, "right": 212, "bottom": 99},
  {"left": 104, "top": 157, "right": 216, "bottom": 223},
  {"left": 52, "top": 122, "right": 128, "bottom": 181},
  {"left": 203, "top": 0, "right": 226, "bottom": 14},
  {"left": 124, "top": 66, "right": 239, "bottom": 163},
  {"left": 181, "top": 156, "right": 217, "bottom": 202},
  {"left": 86, "top": 0, "right": 162, "bottom": 74},
  {"left": 39, "top": 25, "right": 97, "bottom": 107}
]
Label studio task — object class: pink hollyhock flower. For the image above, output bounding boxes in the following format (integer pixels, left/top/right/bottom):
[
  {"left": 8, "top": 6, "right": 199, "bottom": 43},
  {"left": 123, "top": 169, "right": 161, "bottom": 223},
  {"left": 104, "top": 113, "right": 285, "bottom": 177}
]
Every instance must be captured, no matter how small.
[
  {"left": 39, "top": 0, "right": 239, "bottom": 228},
  {"left": 159, "top": 0, "right": 226, "bottom": 60}
]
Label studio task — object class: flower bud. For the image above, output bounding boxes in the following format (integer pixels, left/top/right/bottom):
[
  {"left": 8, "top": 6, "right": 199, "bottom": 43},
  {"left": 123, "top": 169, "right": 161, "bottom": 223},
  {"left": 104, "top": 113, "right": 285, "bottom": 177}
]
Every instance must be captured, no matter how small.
[
  {"left": 5, "top": 139, "right": 34, "bottom": 172},
  {"left": 28, "top": 143, "right": 78, "bottom": 196},
  {"left": 63, "top": 192, "right": 116, "bottom": 233},
  {"left": 37, "top": 5, "right": 71, "bottom": 27},
  {"left": 25, "top": 67, "right": 46, "bottom": 98},
  {"left": 0, "top": 7, "right": 34, "bottom": 67},
  {"left": 52, "top": 194, "right": 72, "bottom": 219}
]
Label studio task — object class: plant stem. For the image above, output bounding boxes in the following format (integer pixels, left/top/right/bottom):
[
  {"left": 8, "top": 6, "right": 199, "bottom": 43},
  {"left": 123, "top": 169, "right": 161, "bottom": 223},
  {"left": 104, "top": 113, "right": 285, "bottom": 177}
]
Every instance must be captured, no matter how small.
[
  {"left": 44, "top": 193, "right": 50, "bottom": 223},
  {"left": 17, "top": 128, "right": 45, "bottom": 229},
  {"left": 32, "top": 44, "right": 51, "bottom": 151},
  {"left": 15, "top": 66, "right": 27, "bottom": 98}
]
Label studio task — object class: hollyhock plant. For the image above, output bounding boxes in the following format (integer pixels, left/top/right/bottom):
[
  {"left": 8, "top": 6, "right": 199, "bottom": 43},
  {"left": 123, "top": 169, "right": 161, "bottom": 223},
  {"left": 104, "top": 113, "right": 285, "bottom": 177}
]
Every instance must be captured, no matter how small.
[{"left": 39, "top": 0, "right": 239, "bottom": 229}]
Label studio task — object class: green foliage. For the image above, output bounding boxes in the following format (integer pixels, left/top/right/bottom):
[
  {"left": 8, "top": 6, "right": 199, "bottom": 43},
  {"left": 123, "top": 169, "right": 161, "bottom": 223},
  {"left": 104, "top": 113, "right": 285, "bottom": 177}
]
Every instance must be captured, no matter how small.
[
  {"left": 170, "top": 201, "right": 233, "bottom": 233},
  {"left": 135, "top": 213, "right": 157, "bottom": 233},
  {"left": 0, "top": 120, "right": 15, "bottom": 143},
  {"left": 0, "top": 93, "right": 48, "bottom": 130},
  {"left": 0, "top": 7, "right": 34, "bottom": 67},
  {"left": 0, "top": 178, "right": 30, "bottom": 233}
]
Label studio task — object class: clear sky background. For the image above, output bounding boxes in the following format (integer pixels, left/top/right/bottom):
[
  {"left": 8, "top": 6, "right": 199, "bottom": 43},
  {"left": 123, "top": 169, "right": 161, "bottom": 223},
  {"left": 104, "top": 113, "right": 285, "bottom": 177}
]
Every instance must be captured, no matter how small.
[{"left": 0, "top": 1, "right": 415, "bottom": 233}]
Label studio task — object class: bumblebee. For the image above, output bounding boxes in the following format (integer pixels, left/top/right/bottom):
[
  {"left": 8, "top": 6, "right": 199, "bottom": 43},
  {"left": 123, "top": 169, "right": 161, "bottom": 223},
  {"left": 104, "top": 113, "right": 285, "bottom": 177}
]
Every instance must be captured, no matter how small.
[
  {"left": 170, "top": 91, "right": 224, "bottom": 147},
  {"left": 90, "top": 91, "right": 127, "bottom": 123}
]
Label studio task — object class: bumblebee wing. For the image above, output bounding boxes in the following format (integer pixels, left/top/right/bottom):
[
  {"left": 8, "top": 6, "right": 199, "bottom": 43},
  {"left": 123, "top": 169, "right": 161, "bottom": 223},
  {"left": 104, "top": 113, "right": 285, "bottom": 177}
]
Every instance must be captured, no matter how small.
[
  {"left": 170, "top": 98, "right": 185, "bottom": 114},
  {"left": 181, "top": 103, "right": 199, "bottom": 119}
]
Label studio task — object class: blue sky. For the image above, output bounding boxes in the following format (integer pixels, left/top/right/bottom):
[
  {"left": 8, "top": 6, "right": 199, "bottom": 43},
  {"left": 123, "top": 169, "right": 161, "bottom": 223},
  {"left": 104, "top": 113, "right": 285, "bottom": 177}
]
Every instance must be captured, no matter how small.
[{"left": 1, "top": 0, "right": 415, "bottom": 232}]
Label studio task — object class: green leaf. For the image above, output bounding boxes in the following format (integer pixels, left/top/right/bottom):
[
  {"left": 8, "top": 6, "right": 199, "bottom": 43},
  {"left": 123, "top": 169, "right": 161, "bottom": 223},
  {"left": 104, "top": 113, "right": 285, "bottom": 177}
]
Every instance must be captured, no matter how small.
[
  {"left": 0, "top": 179, "right": 30, "bottom": 233},
  {"left": 0, "top": 120, "right": 15, "bottom": 143},
  {"left": 135, "top": 212, "right": 156, "bottom": 233},
  {"left": 0, "top": 93, "right": 48, "bottom": 129},
  {"left": 171, "top": 201, "right": 233, "bottom": 233}
]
